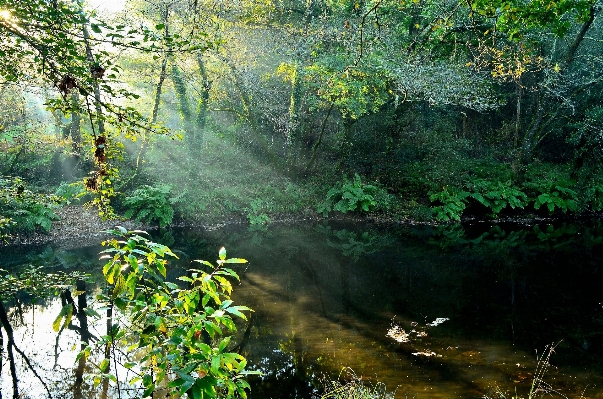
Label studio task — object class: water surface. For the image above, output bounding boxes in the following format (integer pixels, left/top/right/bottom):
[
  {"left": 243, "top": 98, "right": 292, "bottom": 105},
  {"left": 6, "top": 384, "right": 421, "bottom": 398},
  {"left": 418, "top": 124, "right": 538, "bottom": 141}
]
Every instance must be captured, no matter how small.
[{"left": 2, "top": 221, "right": 603, "bottom": 398}]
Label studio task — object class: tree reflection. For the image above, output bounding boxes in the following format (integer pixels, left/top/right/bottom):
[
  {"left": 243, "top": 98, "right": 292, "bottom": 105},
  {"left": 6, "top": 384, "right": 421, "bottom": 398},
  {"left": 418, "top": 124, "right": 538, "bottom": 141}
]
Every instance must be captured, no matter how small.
[{"left": 0, "top": 265, "right": 87, "bottom": 398}]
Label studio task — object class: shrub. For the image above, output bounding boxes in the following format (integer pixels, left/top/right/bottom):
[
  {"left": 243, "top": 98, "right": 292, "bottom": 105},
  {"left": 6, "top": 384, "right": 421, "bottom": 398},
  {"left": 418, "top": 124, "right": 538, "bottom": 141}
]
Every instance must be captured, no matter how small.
[
  {"left": 467, "top": 179, "right": 527, "bottom": 214},
  {"left": 429, "top": 186, "right": 470, "bottom": 221},
  {"left": 429, "top": 179, "right": 527, "bottom": 221},
  {"left": 317, "top": 174, "right": 381, "bottom": 216},
  {"left": 55, "top": 181, "right": 91, "bottom": 205},
  {"left": 0, "top": 176, "right": 60, "bottom": 235},
  {"left": 62, "top": 229, "right": 258, "bottom": 398},
  {"left": 523, "top": 180, "right": 578, "bottom": 214},
  {"left": 122, "top": 184, "right": 178, "bottom": 227},
  {"left": 245, "top": 198, "right": 271, "bottom": 225}
]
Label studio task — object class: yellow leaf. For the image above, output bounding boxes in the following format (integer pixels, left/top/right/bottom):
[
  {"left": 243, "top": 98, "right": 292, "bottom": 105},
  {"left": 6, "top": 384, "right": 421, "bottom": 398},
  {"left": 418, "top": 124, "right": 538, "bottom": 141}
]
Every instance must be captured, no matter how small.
[{"left": 553, "top": 63, "right": 560, "bottom": 73}]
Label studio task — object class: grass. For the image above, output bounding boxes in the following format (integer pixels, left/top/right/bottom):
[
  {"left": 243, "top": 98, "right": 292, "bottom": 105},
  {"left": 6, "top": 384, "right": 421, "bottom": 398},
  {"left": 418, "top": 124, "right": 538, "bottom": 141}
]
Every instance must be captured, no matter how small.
[
  {"left": 318, "top": 368, "right": 394, "bottom": 399},
  {"left": 484, "top": 343, "right": 570, "bottom": 399}
]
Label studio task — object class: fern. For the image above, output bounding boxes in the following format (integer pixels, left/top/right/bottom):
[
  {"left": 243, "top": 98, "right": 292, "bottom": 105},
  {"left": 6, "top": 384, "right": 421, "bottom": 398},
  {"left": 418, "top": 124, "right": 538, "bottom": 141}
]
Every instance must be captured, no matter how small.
[
  {"left": 318, "top": 174, "right": 379, "bottom": 216},
  {"left": 122, "top": 185, "right": 175, "bottom": 227}
]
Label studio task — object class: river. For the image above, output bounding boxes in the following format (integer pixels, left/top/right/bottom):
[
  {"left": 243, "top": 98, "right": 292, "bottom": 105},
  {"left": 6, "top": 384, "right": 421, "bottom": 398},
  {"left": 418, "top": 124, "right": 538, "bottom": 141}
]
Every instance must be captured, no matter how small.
[{"left": 1, "top": 220, "right": 603, "bottom": 398}]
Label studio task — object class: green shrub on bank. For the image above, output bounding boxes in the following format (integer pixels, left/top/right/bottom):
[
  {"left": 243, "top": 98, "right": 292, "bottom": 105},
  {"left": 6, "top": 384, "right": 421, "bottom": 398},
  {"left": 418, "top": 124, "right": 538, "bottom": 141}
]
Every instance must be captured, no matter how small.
[
  {"left": 55, "top": 181, "right": 92, "bottom": 205},
  {"left": 122, "top": 184, "right": 179, "bottom": 227},
  {"left": 428, "top": 176, "right": 583, "bottom": 221},
  {"left": 317, "top": 174, "right": 390, "bottom": 217},
  {"left": 0, "top": 176, "right": 60, "bottom": 235}
]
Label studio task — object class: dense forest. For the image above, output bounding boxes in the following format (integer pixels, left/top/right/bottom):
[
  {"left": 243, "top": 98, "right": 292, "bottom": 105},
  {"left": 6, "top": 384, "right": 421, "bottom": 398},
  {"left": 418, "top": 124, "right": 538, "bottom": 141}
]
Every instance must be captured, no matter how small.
[
  {"left": 1, "top": 0, "right": 603, "bottom": 397},
  {"left": 1, "top": 0, "right": 602, "bottom": 235}
]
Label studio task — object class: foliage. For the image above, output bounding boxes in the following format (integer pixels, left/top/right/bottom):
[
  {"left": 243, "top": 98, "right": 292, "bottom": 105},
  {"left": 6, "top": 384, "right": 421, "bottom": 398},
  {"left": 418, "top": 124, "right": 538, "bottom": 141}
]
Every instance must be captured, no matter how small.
[
  {"left": 429, "top": 186, "right": 470, "bottom": 221},
  {"left": 468, "top": 179, "right": 528, "bottom": 214},
  {"left": 430, "top": 179, "right": 527, "bottom": 221},
  {"left": 245, "top": 198, "right": 271, "bottom": 226},
  {"left": 317, "top": 174, "right": 380, "bottom": 217},
  {"left": 0, "top": 0, "right": 207, "bottom": 215},
  {"left": 71, "top": 228, "right": 257, "bottom": 398},
  {"left": 0, "top": 265, "right": 87, "bottom": 301},
  {"left": 568, "top": 106, "right": 603, "bottom": 173},
  {"left": 578, "top": 181, "right": 603, "bottom": 212},
  {"left": 55, "top": 181, "right": 91, "bottom": 205},
  {"left": 530, "top": 182, "right": 578, "bottom": 214},
  {"left": 0, "top": 176, "right": 61, "bottom": 235},
  {"left": 122, "top": 184, "right": 178, "bottom": 227}
]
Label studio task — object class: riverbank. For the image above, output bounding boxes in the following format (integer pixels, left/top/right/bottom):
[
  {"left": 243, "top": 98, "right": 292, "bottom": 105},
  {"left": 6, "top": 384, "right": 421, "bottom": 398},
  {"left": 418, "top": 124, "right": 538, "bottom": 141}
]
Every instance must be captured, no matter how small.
[{"left": 1, "top": 205, "right": 150, "bottom": 247}]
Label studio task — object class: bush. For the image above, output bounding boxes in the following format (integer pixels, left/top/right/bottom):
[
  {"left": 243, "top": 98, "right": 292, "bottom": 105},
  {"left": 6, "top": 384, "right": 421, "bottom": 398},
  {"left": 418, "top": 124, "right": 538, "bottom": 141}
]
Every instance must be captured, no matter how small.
[
  {"left": 55, "top": 181, "right": 92, "bottom": 205},
  {"left": 429, "top": 186, "right": 470, "bottom": 221},
  {"left": 245, "top": 198, "right": 271, "bottom": 225},
  {"left": 429, "top": 179, "right": 527, "bottom": 221},
  {"left": 122, "top": 184, "right": 179, "bottom": 227},
  {"left": 317, "top": 174, "right": 383, "bottom": 216},
  {"left": 62, "top": 228, "right": 258, "bottom": 398},
  {"left": 0, "top": 176, "right": 60, "bottom": 235},
  {"left": 467, "top": 179, "right": 527, "bottom": 214},
  {"left": 533, "top": 185, "right": 578, "bottom": 214}
]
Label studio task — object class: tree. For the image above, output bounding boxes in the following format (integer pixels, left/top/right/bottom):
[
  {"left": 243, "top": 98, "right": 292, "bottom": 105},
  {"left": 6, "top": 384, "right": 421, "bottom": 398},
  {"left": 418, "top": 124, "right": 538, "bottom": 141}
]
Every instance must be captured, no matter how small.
[{"left": 0, "top": 0, "right": 211, "bottom": 215}]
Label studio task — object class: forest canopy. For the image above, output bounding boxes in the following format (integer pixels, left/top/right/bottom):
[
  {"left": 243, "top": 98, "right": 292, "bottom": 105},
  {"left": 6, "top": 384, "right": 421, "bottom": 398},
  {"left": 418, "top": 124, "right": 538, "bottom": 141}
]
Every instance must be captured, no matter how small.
[{"left": 1, "top": 0, "right": 603, "bottom": 230}]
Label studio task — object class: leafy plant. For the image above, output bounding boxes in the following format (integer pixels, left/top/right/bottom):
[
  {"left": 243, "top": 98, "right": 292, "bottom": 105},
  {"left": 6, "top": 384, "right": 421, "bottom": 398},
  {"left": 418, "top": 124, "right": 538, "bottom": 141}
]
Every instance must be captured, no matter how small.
[
  {"left": 430, "top": 179, "right": 527, "bottom": 221},
  {"left": 468, "top": 179, "right": 527, "bottom": 214},
  {"left": 580, "top": 181, "right": 603, "bottom": 212},
  {"left": 122, "top": 184, "right": 178, "bottom": 227},
  {"left": 245, "top": 198, "right": 271, "bottom": 225},
  {"left": 70, "top": 228, "right": 258, "bottom": 398},
  {"left": 527, "top": 181, "right": 578, "bottom": 214},
  {"left": 429, "top": 186, "right": 470, "bottom": 221},
  {"left": 317, "top": 174, "right": 379, "bottom": 217},
  {"left": 55, "top": 181, "right": 91, "bottom": 205},
  {"left": 0, "top": 176, "right": 60, "bottom": 235}
]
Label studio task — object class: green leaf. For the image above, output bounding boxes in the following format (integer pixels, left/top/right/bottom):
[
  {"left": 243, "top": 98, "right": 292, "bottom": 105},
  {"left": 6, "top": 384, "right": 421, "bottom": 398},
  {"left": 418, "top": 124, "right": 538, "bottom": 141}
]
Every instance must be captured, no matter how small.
[
  {"left": 99, "top": 358, "right": 110, "bottom": 373},
  {"left": 224, "top": 258, "right": 248, "bottom": 264},
  {"left": 225, "top": 306, "right": 249, "bottom": 320},
  {"left": 219, "top": 336, "right": 231, "bottom": 352},
  {"left": 84, "top": 307, "right": 101, "bottom": 318},
  {"left": 211, "top": 355, "right": 221, "bottom": 375},
  {"left": 219, "top": 247, "right": 227, "bottom": 261},
  {"left": 113, "top": 273, "right": 126, "bottom": 298},
  {"left": 52, "top": 304, "right": 73, "bottom": 332},
  {"left": 91, "top": 23, "right": 102, "bottom": 33}
]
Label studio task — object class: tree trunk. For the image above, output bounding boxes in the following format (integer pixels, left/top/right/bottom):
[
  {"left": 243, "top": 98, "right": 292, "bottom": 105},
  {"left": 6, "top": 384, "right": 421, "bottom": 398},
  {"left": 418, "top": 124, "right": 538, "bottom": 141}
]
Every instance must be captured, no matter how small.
[
  {"left": 286, "top": 62, "right": 302, "bottom": 166},
  {"left": 73, "top": 280, "right": 89, "bottom": 399},
  {"left": 189, "top": 52, "right": 211, "bottom": 154},
  {"left": 0, "top": 301, "right": 20, "bottom": 399},
  {"left": 69, "top": 91, "right": 82, "bottom": 156},
  {"left": 561, "top": 3, "right": 599, "bottom": 69},
  {"left": 171, "top": 62, "right": 196, "bottom": 146}
]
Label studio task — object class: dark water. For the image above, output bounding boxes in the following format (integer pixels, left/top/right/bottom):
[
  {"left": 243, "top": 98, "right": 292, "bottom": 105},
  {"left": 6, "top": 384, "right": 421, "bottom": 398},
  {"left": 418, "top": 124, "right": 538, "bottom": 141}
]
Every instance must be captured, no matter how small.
[{"left": 2, "top": 220, "right": 603, "bottom": 398}]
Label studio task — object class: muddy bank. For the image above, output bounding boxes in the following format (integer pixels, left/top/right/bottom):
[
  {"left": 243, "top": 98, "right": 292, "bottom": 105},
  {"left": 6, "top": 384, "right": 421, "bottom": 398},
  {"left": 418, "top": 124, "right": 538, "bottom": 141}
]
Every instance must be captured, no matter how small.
[{"left": 2, "top": 205, "right": 151, "bottom": 247}]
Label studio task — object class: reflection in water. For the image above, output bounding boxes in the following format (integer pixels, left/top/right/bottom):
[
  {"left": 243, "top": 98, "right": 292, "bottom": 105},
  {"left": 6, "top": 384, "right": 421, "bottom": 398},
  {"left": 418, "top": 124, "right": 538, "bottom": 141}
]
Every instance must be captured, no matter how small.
[{"left": 1, "top": 221, "right": 603, "bottom": 398}]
